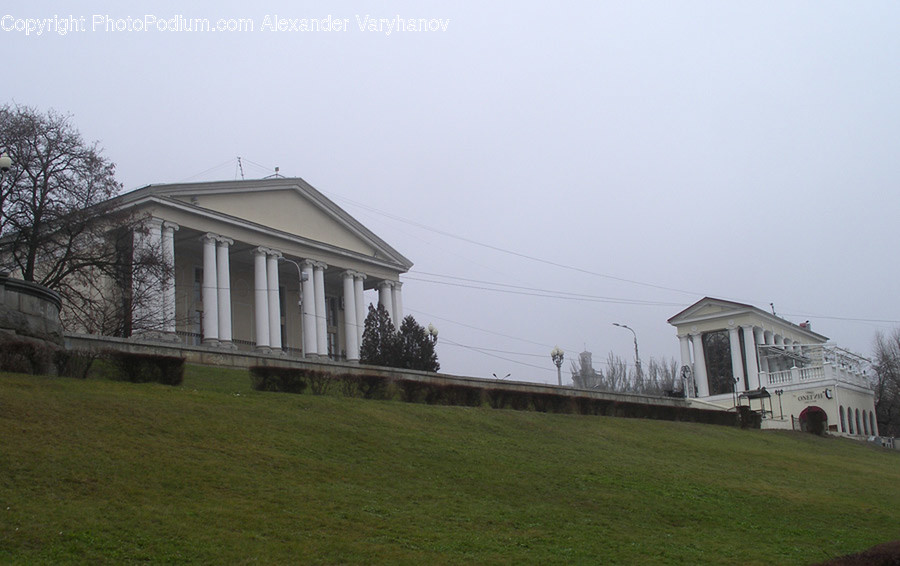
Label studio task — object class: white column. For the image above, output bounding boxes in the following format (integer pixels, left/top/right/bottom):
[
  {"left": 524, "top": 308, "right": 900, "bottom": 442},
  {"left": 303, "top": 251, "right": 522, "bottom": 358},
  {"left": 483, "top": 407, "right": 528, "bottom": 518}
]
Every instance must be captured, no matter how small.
[
  {"left": 216, "top": 237, "right": 233, "bottom": 345},
  {"left": 691, "top": 333, "right": 710, "bottom": 397},
  {"left": 679, "top": 335, "right": 692, "bottom": 370},
  {"left": 745, "top": 326, "right": 761, "bottom": 389},
  {"left": 378, "top": 281, "right": 394, "bottom": 323},
  {"left": 134, "top": 218, "right": 164, "bottom": 332},
  {"left": 392, "top": 281, "right": 404, "bottom": 325},
  {"left": 301, "top": 260, "right": 317, "bottom": 357},
  {"left": 728, "top": 327, "right": 746, "bottom": 393},
  {"left": 343, "top": 271, "right": 359, "bottom": 361},
  {"left": 267, "top": 251, "right": 282, "bottom": 350},
  {"left": 161, "top": 222, "right": 179, "bottom": 334},
  {"left": 253, "top": 248, "right": 270, "bottom": 350},
  {"left": 760, "top": 330, "right": 773, "bottom": 373},
  {"left": 201, "top": 234, "right": 219, "bottom": 344},
  {"left": 354, "top": 273, "right": 366, "bottom": 346},
  {"left": 314, "top": 261, "right": 328, "bottom": 357}
]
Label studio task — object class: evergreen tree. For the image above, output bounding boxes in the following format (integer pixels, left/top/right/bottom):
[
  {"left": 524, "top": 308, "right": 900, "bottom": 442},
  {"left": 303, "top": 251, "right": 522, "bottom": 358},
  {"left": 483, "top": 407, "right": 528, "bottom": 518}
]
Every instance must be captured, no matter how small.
[
  {"left": 359, "top": 303, "right": 400, "bottom": 367},
  {"left": 359, "top": 305, "right": 439, "bottom": 372},
  {"left": 398, "top": 315, "right": 440, "bottom": 372}
]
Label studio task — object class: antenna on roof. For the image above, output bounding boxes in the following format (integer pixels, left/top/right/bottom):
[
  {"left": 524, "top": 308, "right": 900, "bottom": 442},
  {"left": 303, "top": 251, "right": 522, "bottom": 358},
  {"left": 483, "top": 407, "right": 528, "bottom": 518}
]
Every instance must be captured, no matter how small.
[
  {"left": 237, "top": 157, "right": 245, "bottom": 180},
  {"left": 264, "top": 166, "right": 285, "bottom": 179}
]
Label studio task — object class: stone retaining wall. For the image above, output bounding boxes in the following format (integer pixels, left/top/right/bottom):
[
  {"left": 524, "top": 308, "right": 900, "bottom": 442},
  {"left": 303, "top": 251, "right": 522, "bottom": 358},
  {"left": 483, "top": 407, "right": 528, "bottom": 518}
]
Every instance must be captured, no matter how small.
[
  {"left": 66, "top": 332, "right": 744, "bottom": 427},
  {"left": 0, "top": 276, "right": 64, "bottom": 345}
]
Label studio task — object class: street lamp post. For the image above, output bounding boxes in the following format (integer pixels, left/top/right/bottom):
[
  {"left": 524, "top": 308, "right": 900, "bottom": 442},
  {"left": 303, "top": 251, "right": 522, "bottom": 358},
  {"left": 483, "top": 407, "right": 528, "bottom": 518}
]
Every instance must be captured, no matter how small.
[
  {"left": 278, "top": 257, "right": 308, "bottom": 311},
  {"left": 774, "top": 389, "right": 784, "bottom": 420},
  {"left": 613, "top": 323, "right": 642, "bottom": 388},
  {"left": 550, "top": 346, "right": 564, "bottom": 386}
]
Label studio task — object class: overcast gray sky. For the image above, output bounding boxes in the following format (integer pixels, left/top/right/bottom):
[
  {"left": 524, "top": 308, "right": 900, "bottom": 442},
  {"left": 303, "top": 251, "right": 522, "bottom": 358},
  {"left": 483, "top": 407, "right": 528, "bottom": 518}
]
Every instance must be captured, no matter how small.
[{"left": 5, "top": 1, "right": 900, "bottom": 383}]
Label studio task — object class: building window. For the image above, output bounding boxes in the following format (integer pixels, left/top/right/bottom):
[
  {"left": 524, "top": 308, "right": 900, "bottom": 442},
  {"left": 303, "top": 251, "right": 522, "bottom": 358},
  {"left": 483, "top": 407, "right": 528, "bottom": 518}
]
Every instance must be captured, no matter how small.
[
  {"left": 839, "top": 406, "right": 846, "bottom": 433},
  {"left": 703, "top": 330, "right": 734, "bottom": 396},
  {"left": 855, "top": 409, "right": 861, "bottom": 435}
]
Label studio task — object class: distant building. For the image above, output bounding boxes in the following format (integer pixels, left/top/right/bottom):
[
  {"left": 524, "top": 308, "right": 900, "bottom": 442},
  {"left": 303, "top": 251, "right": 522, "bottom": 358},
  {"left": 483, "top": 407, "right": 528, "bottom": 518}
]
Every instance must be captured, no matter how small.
[
  {"left": 668, "top": 297, "right": 877, "bottom": 436},
  {"left": 109, "top": 177, "right": 413, "bottom": 361}
]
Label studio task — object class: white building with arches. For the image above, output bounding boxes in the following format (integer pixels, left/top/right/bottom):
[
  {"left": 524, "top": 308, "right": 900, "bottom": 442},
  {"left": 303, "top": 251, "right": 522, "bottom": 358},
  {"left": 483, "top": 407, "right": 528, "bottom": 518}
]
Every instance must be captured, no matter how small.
[
  {"left": 110, "top": 177, "right": 413, "bottom": 361},
  {"left": 669, "top": 297, "right": 878, "bottom": 436}
]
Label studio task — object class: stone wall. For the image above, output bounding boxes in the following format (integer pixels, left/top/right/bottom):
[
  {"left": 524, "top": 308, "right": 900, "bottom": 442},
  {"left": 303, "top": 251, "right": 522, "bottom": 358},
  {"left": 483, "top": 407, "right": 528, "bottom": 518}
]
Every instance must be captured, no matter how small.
[
  {"left": 0, "top": 276, "right": 64, "bottom": 346},
  {"left": 66, "top": 332, "right": 743, "bottom": 427}
]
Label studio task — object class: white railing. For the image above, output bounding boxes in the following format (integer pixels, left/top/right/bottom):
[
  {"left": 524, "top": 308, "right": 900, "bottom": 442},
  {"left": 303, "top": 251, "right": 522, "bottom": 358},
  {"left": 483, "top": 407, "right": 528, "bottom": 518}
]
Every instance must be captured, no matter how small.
[
  {"left": 766, "top": 369, "right": 793, "bottom": 385},
  {"left": 761, "top": 363, "right": 869, "bottom": 388}
]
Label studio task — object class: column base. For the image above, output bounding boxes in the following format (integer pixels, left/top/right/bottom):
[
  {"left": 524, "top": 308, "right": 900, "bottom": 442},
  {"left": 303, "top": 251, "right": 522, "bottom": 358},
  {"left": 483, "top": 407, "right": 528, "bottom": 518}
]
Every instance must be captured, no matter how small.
[
  {"left": 202, "top": 338, "right": 220, "bottom": 348},
  {"left": 255, "top": 345, "right": 272, "bottom": 354},
  {"left": 218, "top": 341, "right": 238, "bottom": 350}
]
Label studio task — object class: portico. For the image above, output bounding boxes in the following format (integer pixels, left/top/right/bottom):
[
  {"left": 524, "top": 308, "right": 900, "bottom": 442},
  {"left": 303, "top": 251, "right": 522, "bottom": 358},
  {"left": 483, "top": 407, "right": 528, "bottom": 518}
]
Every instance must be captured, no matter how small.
[
  {"left": 669, "top": 297, "right": 877, "bottom": 436},
  {"left": 114, "top": 177, "right": 413, "bottom": 362}
]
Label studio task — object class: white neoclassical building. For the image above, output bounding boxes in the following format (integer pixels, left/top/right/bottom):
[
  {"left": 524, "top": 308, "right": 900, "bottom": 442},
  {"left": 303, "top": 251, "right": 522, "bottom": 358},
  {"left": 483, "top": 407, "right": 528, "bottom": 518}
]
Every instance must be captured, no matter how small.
[
  {"left": 113, "top": 177, "right": 412, "bottom": 361},
  {"left": 669, "top": 297, "right": 878, "bottom": 436}
]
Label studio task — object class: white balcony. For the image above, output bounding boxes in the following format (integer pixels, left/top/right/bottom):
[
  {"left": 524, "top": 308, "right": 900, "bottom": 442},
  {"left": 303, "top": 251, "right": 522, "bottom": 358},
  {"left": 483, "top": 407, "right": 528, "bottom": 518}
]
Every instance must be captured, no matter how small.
[{"left": 761, "top": 362, "right": 869, "bottom": 389}]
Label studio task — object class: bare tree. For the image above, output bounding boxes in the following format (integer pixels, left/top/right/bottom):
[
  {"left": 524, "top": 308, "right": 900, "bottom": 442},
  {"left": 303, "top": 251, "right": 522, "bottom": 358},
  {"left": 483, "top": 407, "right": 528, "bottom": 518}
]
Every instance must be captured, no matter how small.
[
  {"left": 571, "top": 349, "right": 680, "bottom": 395},
  {"left": 872, "top": 329, "right": 900, "bottom": 436},
  {"left": 0, "top": 104, "right": 172, "bottom": 336}
]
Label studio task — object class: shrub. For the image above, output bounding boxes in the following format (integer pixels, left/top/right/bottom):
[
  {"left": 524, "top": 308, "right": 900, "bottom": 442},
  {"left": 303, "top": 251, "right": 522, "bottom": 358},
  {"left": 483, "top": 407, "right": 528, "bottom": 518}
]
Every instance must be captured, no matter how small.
[
  {"left": 422, "top": 383, "right": 482, "bottom": 407},
  {"left": 54, "top": 350, "right": 97, "bottom": 379},
  {"left": 0, "top": 338, "right": 57, "bottom": 375},
  {"left": 336, "top": 374, "right": 360, "bottom": 397},
  {"left": 249, "top": 366, "right": 308, "bottom": 394},
  {"left": 486, "top": 388, "right": 511, "bottom": 409},
  {"left": 397, "top": 379, "right": 429, "bottom": 403},
  {"left": 485, "top": 389, "right": 533, "bottom": 411},
  {"left": 355, "top": 374, "right": 392, "bottom": 400},
  {"left": 531, "top": 392, "right": 574, "bottom": 414},
  {"left": 442, "top": 384, "right": 483, "bottom": 407},
  {"left": 305, "top": 370, "right": 333, "bottom": 396},
  {"left": 575, "top": 396, "right": 602, "bottom": 415},
  {"left": 106, "top": 351, "right": 185, "bottom": 385}
]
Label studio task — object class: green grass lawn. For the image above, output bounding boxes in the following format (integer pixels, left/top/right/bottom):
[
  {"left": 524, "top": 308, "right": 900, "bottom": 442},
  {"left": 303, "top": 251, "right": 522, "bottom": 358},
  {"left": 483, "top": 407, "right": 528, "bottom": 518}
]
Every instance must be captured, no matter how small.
[{"left": 2, "top": 365, "right": 898, "bottom": 565}]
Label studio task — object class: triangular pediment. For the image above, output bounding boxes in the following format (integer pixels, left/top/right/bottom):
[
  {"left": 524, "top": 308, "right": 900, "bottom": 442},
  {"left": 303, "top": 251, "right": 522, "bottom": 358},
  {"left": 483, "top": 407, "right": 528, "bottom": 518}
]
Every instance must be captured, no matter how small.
[
  {"left": 667, "top": 297, "right": 754, "bottom": 325},
  {"left": 119, "top": 178, "right": 413, "bottom": 270},
  {"left": 181, "top": 188, "right": 378, "bottom": 256}
]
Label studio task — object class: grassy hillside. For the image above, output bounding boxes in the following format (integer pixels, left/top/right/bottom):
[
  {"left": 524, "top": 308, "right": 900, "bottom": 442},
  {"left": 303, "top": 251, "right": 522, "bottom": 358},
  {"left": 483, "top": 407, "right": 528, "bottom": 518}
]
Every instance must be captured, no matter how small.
[{"left": 1, "top": 366, "right": 898, "bottom": 565}]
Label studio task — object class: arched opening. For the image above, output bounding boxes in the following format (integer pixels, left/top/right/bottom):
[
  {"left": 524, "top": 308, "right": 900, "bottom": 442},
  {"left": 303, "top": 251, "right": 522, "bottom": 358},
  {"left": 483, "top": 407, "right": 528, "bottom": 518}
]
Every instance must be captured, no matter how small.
[
  {"left": 855, "top": 409, "right": 861, "bottom": 435},
  {"left": 839, "top": 406, "right": 846, "bottom": 433},
  {"left": 799, "top": 406, "right": 828, "bottom": 436},
  {"left": 863, "top": 411, "right": 869, "bottom": 435},
  {"left": 848, "top": 409, "right": 855, "bottom": 434},
  {"left": 870, "top": 412, "right": 877, "bottom": 436}
]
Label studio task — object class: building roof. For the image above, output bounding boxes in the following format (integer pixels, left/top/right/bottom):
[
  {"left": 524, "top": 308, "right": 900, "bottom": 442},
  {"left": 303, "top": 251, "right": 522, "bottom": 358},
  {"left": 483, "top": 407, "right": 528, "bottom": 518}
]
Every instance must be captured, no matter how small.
[
  {"left": 668, "top": 296, "right": 829, "bottom": 343},
  {"left": 114, "top": 177, "right": 414, "bottom": 273}
]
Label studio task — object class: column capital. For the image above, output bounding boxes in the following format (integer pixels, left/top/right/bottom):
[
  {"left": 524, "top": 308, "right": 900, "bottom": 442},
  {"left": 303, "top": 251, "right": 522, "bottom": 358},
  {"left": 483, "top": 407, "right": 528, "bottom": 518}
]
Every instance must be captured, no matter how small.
[
  {"left": 378, "top": 280, "right": 394, "bottom": 290},
  {"left": 268, "top": 249, "right": 283, "bottom": 259},
  {"left": 393, "top": 280, "right": 403, "bottom": 290},
  {"left": 300, "top": 259, "right": 316, "bottom": 269},
  {"left": 254, "top": 246, "right": 269, "bottom": 256},
  {"left": 145, "top": 216, "right": 165, "bottom": 229},
  {"left": 201, "top": 232, "right": 219, "bottom": 244},
  {"left": 343, "top": 269, "right": 358, "bottom": 279},
  {"left": 354, "top": 272, "right": 367, "bottom": 282},
  {"left": 216, "top": 236, "right": 234, "bottom": 246},
  {"left": 162, "top": 221, "right": 180, "bottom": 233},
  {"left": 313, "top": 260, "right": 328, "bottom": 270}
]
